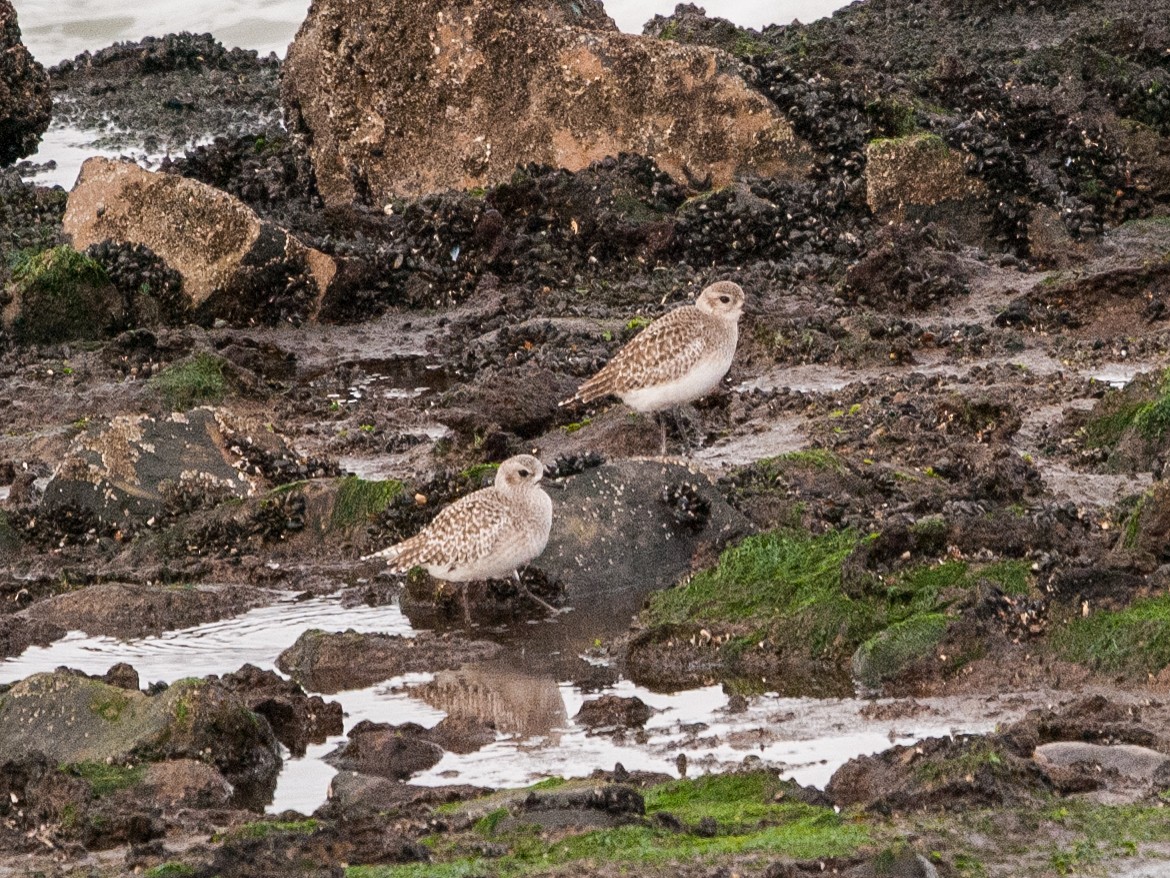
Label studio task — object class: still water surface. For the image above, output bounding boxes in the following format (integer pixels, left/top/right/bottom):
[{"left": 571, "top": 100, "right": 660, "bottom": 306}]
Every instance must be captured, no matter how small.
[{"left": 0, "top": 591, "right": 990, "bottom": 814}]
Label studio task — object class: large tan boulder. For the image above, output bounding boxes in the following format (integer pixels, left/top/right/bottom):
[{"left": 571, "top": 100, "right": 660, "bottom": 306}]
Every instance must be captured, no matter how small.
[
  {"left": 281, "top": 0, "right": 811, "bottom": 205},
  {"left": 63, "top": 157, "right": 337, "bottom": 325}
]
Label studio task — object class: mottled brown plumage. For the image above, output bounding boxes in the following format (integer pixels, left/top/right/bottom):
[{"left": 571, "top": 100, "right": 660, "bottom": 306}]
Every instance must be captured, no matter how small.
[
  {"left": 563, "top": 281, "right": 744, "bottom": 412},
  {"left": 364, "top": 455, "right": 552, "bottom": 583}
]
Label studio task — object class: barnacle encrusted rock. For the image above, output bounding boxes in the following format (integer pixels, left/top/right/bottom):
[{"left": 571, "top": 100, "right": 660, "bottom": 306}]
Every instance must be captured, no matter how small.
[{"left": 282, "top": 0, "right": 812, "bottom": 205}]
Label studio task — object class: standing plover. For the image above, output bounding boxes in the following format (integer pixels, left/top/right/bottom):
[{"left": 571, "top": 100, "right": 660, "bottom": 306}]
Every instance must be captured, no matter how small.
[
  {"left": 364, "top": 454, "right": 556, "bottom": 613},
  {"left": 563, "top": 280, "right": 744, "bottom": 422}
]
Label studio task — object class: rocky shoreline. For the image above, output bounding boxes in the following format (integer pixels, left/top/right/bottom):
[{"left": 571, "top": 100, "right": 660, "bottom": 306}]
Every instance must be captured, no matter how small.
[{"left": 2, "top": 0, "right": 1170, "bottom": 875}]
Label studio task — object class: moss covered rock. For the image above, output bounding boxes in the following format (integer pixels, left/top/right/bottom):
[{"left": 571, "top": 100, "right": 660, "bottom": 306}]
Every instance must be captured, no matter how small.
[
  {"left": 851, "top": 613, "right": 949, "bottom": 691},
  {"left": 2, "top": 246, "right": 122, "bottom": 344},
  {"left": 0, "top": 671, "right": 279, "bottom": 788}
]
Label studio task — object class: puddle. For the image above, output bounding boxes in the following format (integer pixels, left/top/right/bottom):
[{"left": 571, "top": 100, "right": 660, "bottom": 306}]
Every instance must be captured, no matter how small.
[
  {"left": 18, "top": 124, "right": 151, "bottom": 190},
  {"left": 339, "top": 357, "right": 455, "bottom": 404},
  {"left": 694, "top": 418, "right": 805, "bottom": 470},
  {"left": 0, "top": 592, "right": 1007, "bottom": 816},
  {"left": 736, "top": 363, "right": 853, "bottom": 395},
  {"left": 0, "top": 594, "right": 413, "bottom": 685},
  {"left": 1089, "top": 364, "right": 1143, "bottom": 388}
]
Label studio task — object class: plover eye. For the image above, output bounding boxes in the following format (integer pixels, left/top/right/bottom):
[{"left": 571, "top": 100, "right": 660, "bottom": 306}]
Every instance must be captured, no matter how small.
[
  {"left": 719, "top": 295, "right": 731, "bottom": 304},
  {"left": 518, "top": 469, "right": 530, "bottom": 478}
]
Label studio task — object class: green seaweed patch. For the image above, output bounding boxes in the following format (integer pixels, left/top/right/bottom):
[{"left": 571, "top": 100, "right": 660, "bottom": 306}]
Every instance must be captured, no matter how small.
[
  {"left": 887, "top": 558, "right": 1033, "bottom": 610},
  {"left": 977, "top": 559, "right": 1033, "bottom": 596},
  {"left": 641, "top": 529, "right": 1036, "bottom": 682},
  {"left": 1044, "top": 800, "right": 1170, "bottom": 875},
  {"left": 7, "top": 247, "right": 114, "bottom": 344},
  {"left": 459, "top": 462, "right": 500, "bottom": 484},
  {"left": 1052, "top": 594, "right": 1170, "bottom": 676},
  {"left": 852, "top": 613, "right": 949, "bottom": 689},
  {"left": 353, "top": 772, "right": 866, "bottom": 877},
  {"left": 1082, "top": 368, "right": 1170, "bottom": 448},
  {"left": 914, "top": 738, "right": 1008, "bottom": 785},
  {"left": 144, "top": 865, "right": 196, "bottom": 878},
  {"left": 1122, "top": 490, "right": 1152, "bottom": 550},
  {"left": 642, "top": 529, "right": 872, "bottom": 660},
  {"left": 331, "top": 476, "right": 405, "bottom": 529},
  {"left": 760, "top": 448, "right": 844, "bottom": 475},
  {"left": 150, "top": 353, "right": 229, "bottom": 411},
  {"left": 868, "top": 131, "right": 948, "bottom": 156},
  {"left": 644, "top": 771, "right": 815, "bottom": 832},
  {"left": 561, "top": 418, "right": 591, "bottom": 434},
  {"left": 624, "top": 316, "right": 652, "bottom": 333},
  {"left": 217, "top": 818, "right": 320, "bottom": 842},
  {"left": 63, "top": 761, "right": 145, "bottom": 796},
  {"left": 90, "top": 689, "right": 130, "bottom": 722}
]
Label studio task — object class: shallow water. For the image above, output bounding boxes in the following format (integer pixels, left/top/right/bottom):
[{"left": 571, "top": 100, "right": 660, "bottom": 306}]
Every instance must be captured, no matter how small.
[{"left": 0, "top": 591, "right": 1000, "bottom": 815}]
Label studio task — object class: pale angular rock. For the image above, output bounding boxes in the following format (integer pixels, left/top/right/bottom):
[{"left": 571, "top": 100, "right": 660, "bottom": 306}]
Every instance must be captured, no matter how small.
[
  {"left": 63, "top": 157, "right": 337, "bottom": 325},
  {"left": 282, "top": 0, "right": 810, "bottom": 205},
  {"left": 41, "top": 408, "right": 258, "bottom": 529}
]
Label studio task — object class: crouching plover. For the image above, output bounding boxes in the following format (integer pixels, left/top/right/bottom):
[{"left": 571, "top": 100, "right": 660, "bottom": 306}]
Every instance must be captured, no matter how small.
[
  {"left": 364, "top": 454, "right": 556, "bottom": 614},
  {"left": 562, "top": 281, "right": 744, "bottom": 446}
]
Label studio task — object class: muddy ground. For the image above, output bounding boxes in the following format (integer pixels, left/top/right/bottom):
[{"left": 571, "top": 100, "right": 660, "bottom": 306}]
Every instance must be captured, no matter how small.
[{"left": 2, "top": 1, "right": 1170, "bottom": 876}]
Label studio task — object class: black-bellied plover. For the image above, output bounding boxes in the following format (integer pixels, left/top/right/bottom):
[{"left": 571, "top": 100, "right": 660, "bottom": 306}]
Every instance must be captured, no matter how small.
[
  {"left": 563, "top": 281, "right": 744, "bottom": 412},
  {"left": 364, "top": 454, "right": 556, "bottom": 614}
]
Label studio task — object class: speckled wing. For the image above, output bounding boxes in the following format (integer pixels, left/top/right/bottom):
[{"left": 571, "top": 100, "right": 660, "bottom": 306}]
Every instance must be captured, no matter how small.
[
  {"left": 574, "top": 307, "right": 710, "bottom": 403},
  {"left": 382, "top": 488, "right": 511, "bottom": 575}
]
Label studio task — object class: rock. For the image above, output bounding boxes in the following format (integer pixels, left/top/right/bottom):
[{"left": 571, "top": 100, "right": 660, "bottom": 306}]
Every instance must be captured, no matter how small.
[
  {"left": 851, "top": 614, "right": 949, "bottom": 692},
  {"left": 40, "top": 409, "right": 263, "bottom": 531},
  {"left": 141, "top": 758, "right": 233, "bottom": 808},
  {"left": 997, "top": 695, "right": 1161, "bottom": 755},
  {"left": 438, "top": 364, "right": 577, "bottom": 440},
  {"left": 1115, "top": 480, "right": 1170, "bottom": 571},
  {"left": 62, "top": 157, "right": 337, "bottom": 326},
  {"left": 1033, "top": 741, "right": 1170, "bottom": 802},
  {"left": 0, "top": 614, "right": 64, "bottom": 659},
  {"left": 1034, "top": 741, "right": 1170, "bottom": 779},
  {"left": 537, "top": 459, "right": 752, "bottom": 616},
  {"left": 1, "top": 246, "right": 126, "bottom": 344},
  {"left": 325, "top": 720, "right": 444, "bottom": 780},
  {"left": 101, "top": 662, "right": 141, "bottom": 690},
  {"left": 0, "top": 671, "right": 280, "bottom": 789},
  {"left": 193, "top": 828, "right": 346, "bottom": 878},
  {"left": 22, "top": 582, "right": 270, "bottom": 639},
  {"left": 201, "top": 813, "right": 428, "bottom": 877},
  {"left": 421, "top": 714, "right": 497, "bottom": 754},
  {"left": 323, "top": 770, "right": 488, "bottom": 817},
  {"left": 865, "top": 134, "right": 989, "bottom": 244},
  {"left": 219, "top": 664, "right": 344, "bottom": 757},
  {"left": 573, "top": 694, "right": 654, "bottom": 731},
  {"left": 826, "top": 734, "right": 1052, "bottom": 812},
  {"left": 282, "top": 0, "right": 810, "bottom": 205},
  {"left": 507, "top": 782, "right": 645, "bottom": 831},
  {"left": 446, "top": 780, "right": 645, "bottom": 833},
  {"left": 0, "top": 2, "right": 51, "bottom": 166},
  {"left": 276, "top": 628, "right": 502, "bottom": 694}
]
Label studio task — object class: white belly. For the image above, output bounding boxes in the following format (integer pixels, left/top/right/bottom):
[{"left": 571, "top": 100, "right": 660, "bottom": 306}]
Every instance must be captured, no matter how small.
[{"left": 620, "top": 352, "right": 732, "bottom": 412}]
